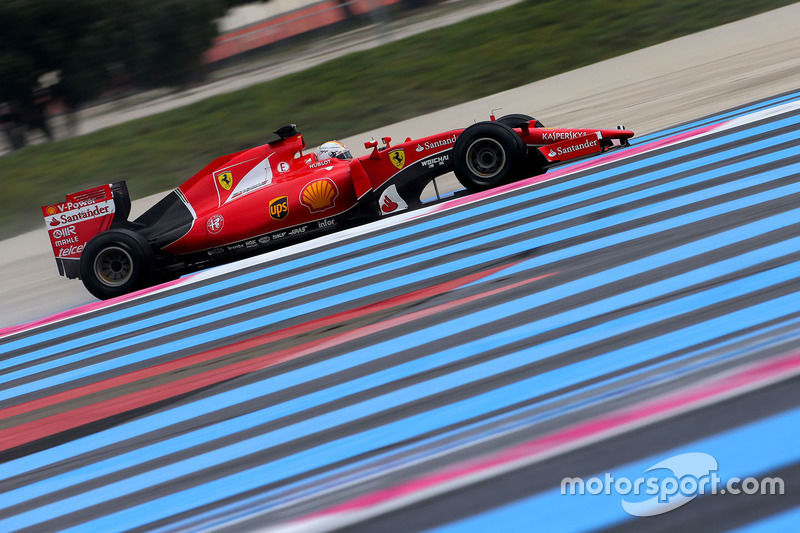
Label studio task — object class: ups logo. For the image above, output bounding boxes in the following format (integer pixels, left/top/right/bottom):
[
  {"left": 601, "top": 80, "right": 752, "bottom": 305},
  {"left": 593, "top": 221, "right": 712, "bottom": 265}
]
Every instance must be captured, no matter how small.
[{"left": 269, "top": 196, "right": 289, "bottom": 220}]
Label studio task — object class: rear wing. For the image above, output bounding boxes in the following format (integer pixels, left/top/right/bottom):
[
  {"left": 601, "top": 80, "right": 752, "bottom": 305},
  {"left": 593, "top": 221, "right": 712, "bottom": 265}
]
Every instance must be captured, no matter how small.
[{"left": 41, "top": 181, "right": 131, "bottom": 279}]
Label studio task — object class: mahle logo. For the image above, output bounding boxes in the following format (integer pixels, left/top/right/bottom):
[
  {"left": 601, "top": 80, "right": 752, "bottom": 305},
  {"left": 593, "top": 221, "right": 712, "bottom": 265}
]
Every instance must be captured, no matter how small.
[{"left": 269, "top": 196, "right": 289, "bottom": 220}]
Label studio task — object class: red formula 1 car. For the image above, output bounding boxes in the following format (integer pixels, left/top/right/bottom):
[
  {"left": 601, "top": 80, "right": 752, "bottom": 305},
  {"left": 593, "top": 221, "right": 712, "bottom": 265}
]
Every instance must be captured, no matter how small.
[{"left": 42, "top": 114, "right": 634, "bottom": 299}]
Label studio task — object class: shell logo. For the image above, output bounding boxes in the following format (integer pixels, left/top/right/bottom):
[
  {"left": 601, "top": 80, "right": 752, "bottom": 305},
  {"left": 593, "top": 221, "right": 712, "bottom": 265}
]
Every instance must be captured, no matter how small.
[
  {"left": 300, "top": 178, "right": 339, "bottom": 212},
  {"left": 45, "top": 205, "right": 57, "bottom": 215}
]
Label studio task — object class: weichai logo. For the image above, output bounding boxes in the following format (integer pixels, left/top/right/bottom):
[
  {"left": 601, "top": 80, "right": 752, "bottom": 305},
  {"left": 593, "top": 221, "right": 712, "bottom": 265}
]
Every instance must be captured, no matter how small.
[{"left": 269, "top": 196, "right": 289, "bottom": 220}]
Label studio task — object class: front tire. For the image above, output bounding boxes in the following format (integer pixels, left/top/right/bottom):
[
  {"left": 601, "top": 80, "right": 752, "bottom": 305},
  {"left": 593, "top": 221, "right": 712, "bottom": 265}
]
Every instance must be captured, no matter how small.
[
  {"left": 453, "top": 121, "right": 527, "bottom": 192},
  {"left": 80, "top": 229, "right": 154, "bottom": 299},
  {"left": 497, "top": 114, "right": 547, "bottom": 178},
  {"left": 496, "top": 113, "right": 544, "bottom": 129}
]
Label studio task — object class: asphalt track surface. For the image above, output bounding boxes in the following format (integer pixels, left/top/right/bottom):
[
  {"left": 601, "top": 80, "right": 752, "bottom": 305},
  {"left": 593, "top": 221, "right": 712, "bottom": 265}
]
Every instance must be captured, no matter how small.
[{"left": 2, "top": 90, "right": 800, "bottom": 532}]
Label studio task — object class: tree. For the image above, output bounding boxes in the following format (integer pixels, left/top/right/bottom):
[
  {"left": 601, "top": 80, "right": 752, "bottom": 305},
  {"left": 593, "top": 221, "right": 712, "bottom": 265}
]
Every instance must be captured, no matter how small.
[
  {"left": 0, "top": 0, "right": 267, "bottom": 150},
  {"left": 107, "top": 0, "right": 221, "bottom": 88}
]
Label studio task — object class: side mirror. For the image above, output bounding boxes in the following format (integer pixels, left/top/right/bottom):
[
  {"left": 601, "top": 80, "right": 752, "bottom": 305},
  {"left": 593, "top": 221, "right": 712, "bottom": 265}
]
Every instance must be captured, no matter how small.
[{"left": 365, "top": 139, "right": 380, "bottom": 159}]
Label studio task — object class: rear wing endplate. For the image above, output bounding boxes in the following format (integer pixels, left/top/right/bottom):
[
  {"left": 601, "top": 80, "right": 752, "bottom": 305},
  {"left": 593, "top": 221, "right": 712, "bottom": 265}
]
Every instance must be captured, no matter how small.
[{"left": 41, "top": 182, "right": 129, "bottom": 279}]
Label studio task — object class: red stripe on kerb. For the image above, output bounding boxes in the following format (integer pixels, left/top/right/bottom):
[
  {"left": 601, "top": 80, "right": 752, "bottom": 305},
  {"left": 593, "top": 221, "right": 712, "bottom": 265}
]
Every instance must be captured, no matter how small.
[
  {"left": 0, "top": 264, "right": 517, "bottom": 422},
  {"left": 305, "top": 348, "right": 800, "bottom": 519},
  {"left": 0, "top": 270, "right": 553, "bottom": 451}
]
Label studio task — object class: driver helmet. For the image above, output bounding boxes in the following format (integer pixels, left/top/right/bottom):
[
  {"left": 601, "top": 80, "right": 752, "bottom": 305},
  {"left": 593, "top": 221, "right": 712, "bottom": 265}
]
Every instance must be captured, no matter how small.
[{"left": 318, "top": 140, "right": 352, "bottom": 161}]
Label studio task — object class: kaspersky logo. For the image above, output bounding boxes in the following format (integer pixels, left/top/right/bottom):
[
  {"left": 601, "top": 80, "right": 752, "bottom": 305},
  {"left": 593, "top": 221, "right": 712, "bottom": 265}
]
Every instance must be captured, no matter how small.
[
  {"left": 269, "top": 196, "right": 289, "bottom": 220},
  {"left": 542, "top": 131, "right": 588, "bottom": 141}
]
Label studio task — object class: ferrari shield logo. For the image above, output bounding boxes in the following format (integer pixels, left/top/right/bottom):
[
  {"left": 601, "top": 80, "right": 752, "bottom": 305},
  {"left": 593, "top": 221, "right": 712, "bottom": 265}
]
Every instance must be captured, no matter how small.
[
  {"left": 389, "top": 149, "right": 405, "bottom": 170},
  {"left": 217, "top": 171, "right": 233, "bottom": 191}
]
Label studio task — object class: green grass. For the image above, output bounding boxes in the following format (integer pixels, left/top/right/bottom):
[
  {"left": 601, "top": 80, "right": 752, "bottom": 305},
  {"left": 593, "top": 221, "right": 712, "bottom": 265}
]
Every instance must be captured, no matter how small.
[{"left": 0, "top": 0, "right": 793, "bottom": 239}]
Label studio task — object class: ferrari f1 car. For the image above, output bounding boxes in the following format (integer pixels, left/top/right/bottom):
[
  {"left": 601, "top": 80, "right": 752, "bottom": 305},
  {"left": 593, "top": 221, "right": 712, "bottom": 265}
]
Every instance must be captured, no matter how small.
[{"left": 42, "top": 114, "right": 634, "bottom": 299}]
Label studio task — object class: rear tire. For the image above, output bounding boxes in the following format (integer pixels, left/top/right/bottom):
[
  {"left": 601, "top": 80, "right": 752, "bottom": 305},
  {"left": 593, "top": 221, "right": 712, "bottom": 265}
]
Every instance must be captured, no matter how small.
[
  {"left": 453, "top": 121, "right": 526, "bottom": 192},
  {"left": 80, "top": 229, "right": 154, "bottom": 300}
]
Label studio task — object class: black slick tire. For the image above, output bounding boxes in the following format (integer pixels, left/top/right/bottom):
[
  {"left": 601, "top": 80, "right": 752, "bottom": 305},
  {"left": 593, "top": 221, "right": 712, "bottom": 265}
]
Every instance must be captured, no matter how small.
[
  {"left": 80, "top": 229, "right": 155, "bottom": 300},
  {"left": 453, "top": 121, "right": 527, "bottom": 192}
]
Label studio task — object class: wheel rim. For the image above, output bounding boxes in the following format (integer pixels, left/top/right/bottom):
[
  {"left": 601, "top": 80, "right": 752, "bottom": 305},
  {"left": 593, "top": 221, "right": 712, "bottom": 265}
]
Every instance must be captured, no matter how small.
[
  {"left": 94, "top": 245, "right": 134, "bottom": 287},
  {"left": 465, "top": 137, "right": 506, "bottom": 180}
]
